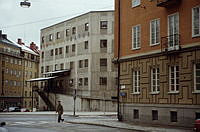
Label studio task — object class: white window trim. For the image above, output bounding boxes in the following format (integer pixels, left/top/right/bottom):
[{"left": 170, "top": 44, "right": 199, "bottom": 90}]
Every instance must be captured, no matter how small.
[
  {"left": 192, "top": 6, "right": 200, "bottom": 37},
  {"left": 151, "top": 68, "right": 160, "bottom": 93},
  {"left": 167, "top": 12, "right": 179, "bottom": 50},
  {"left": 194, "top": 64, "right": 200, "bottom": 93},
  {"left": 150, "top": 19, "right": 160, "bottom": 46},
  {"left": 132, "top": 25, "right": 141, "bottom": 50},
  {"left": 132, "top": 0, "right": 141, "bottom": 7},
  {"left": 132, "top": 70, "right": 140, "bottom": 94},
  {"left": 169, "top": 66, "right": 179, "bottom": 93}
]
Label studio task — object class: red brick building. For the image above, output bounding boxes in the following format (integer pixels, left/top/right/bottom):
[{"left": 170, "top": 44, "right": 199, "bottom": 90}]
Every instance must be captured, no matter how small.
[{"left": 114, "top": 0, "right": 200, "bottom": 127}]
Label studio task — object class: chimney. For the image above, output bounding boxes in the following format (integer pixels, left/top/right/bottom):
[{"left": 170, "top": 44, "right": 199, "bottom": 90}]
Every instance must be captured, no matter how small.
[
  {"left": 30, "top": 42, "right": 36, "bottom": 50},
  {"left": 2, "top": 34, "right": 7, "bottom": 39},
  {"left": 0, "top": 30, "right": 2, "bottom": 36},
  {"left": 17, "top": 38, "right": 23, "bottom": 45}
]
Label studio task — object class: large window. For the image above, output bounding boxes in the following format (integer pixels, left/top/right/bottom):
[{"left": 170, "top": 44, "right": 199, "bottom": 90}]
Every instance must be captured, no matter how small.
[
  {"left": 66, "top": 46, "right": 69, "bottom": 53},
  {"left": 133, "top": 70, "right": 140, "bottom": 93},
  {"left": 84, "top": 78, "right": 88, "bottom": 86},
  {"left": 170, "top": 111, "right": 177, "bottom": 122},
  {"left": 85, "top": 23, "right": 89, "bottom": 31},
  {"left": 66, "top": 29, "right": 70, "bottom": 36},
  {"left": 85, "top": 59, "right": 88, "bottom": 68},
  {"left": 84, "top": 41, "right": 88, "bottom": 49},
  {"left": 72, "top": 44, "right": 76, "bottom": 52},
  {"left": 72, "top": 27, "right": 76, "bottom": 35},
  {"left": 150, "top": 19, "right": 160, "bottom": 45},
  {"left": 132, "top": 25, "right": 141, "bottom": 49},
  {"left": 100, "top": 40, "right": 107, "bottom": 48},
  {"left": 133, "top": 109, "right": 139, "bottom": 119},
  {"left": 79, "top": 60, "right": 83, "bottom": 68},
  {"left": 100, "top": 58, "right": 107, "bottom": 67},
  {"left": 56, "top": 32, "right": 60, "bottom": 39},
  {"left": 49, "top": 34, "right": 53, "bottom": 41},
  {"left": 132, "top": 0, "right": 140, "bottom": 7},
  {"left": 194, "top": 63, "right": 200, "bottom": 92},
  {"left": 50, "top": 49, "right": 54, "bottom": 56},
  {"left": 169, "top": 66, "right": 179, "bottom": 92},
  {"left": 192, "top": 6, "right": 200, "bottom": 37},
  {"left": 151, "top": 68, "right": 160, "bottom": 93}
]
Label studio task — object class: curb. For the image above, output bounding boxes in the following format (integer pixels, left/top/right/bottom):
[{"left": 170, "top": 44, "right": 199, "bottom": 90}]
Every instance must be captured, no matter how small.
[{"left": 64, "top": 121, "right": 145, "bottom": 132}]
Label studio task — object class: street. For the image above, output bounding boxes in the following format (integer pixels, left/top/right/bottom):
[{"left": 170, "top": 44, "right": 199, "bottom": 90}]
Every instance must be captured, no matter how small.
[{"left": 0, "top": 114, "right": 137, "bottom": 132}]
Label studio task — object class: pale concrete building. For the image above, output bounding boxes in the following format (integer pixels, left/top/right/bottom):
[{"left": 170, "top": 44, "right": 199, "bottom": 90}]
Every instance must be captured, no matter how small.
[{"left": 39, "top": 11, "right": 117, "bottom": 112}]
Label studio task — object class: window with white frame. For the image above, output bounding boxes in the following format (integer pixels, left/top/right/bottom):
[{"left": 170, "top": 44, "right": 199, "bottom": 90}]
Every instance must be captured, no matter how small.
[
  {"left": 151, "top": 68, "right": 160, "bottom": 93},
  {"left": 132, "top": 0, "right": 141, "bottom": 7},
  {"left": 132, "top": 25, "right": 141, "bottom": 49},
  {"left": 133, "top": 70, "right": 140, "bottom": 93},
  {"left": 169, "top": 66, "right": 179, "bottom": 92},
  {"left": 192, "top": 6, "right": 200, "bottom": 37},
  {"left": 194, "top": 63, "right": 200, "bottom": 92},
  {"left": 150, "top": 19, "right": 160, "bottom": 45}
]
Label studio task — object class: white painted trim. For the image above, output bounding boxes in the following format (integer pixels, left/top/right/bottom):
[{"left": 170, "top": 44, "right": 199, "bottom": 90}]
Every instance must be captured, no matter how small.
[
  {"left": 132, "top": 24, "right": 141, "bottom": 50},
  {"left": 192, "top": 6, "right": 200, "bottom": 38},
  {"left": 150, "top": 18, "right": 160, "bottom": 46},
  {"left": 194, "top": 63, "right": 200, "bottom": 93},
  {"left": 132, "top": 0, "right": 141, "bottom": 8}
]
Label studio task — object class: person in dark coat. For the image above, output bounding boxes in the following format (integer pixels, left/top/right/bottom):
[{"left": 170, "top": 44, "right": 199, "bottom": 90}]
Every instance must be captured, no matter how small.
[{"left": 56, "top": 101, "right": 64, "bottom": 123}]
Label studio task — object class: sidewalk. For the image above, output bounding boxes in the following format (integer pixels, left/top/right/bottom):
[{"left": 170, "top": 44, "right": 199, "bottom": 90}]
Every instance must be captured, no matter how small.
[{"left": 0, "top": 111, "right": 192, "bottom": 132}]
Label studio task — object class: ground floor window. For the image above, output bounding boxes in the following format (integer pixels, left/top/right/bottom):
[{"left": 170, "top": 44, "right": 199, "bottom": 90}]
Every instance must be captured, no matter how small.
[
  {"left": 170, "top": 111, "right": 177, "bottom": 122},
  {"left": 196, "top": 112, "right": 200, "bottom": 119},
  {"left": 152, "top": 110, "right": 158, "bottom": 120},
  {"left": 133, "top": 109, "right": 139, "bottom": 119}
]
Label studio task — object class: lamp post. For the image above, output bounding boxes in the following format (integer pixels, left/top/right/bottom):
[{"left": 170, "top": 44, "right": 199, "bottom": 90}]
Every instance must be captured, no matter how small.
[
  {"left": 73, "top": 89, "right": 76, "bottom": 116},
  {"left": 20, "top": 0, "right": 31, "bottom": 8}
]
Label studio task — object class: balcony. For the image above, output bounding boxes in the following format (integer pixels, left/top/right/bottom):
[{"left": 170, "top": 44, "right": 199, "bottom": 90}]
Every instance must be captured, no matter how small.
[
  {"left": 157, "top": 0, "right": 181, "bottom": 7},
  {"left": 161, "top": 34, "right": 181, "bottom": 53}
]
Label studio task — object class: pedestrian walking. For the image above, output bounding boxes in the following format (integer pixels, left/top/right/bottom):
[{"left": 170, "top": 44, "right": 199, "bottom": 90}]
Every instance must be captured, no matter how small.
[{"left": 56, "top": 101, "right": 64, "bottom": 123}]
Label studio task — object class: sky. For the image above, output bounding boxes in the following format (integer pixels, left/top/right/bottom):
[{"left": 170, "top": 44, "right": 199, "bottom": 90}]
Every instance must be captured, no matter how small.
[{"left": 0, "top": 0, "right": 114, "bottom": 48}]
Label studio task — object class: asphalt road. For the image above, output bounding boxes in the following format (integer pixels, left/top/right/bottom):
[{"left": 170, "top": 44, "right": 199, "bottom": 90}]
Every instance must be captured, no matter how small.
[{"left": 0, "top": 114, "right": 137, "bottom": 132}]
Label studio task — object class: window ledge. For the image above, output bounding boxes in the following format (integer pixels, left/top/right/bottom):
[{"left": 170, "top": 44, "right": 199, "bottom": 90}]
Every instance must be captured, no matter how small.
[
  {"left": 150, "top": 43, "right": 160, "bottom": 47},
  {"left": 168, "top": 91, "right": 179, "bottom": 94},
  {"left": 131, "top": 47, "right": 141, "bottom": 51},
  {"left": 192, "top": 34, "right": 200, "bottom": 38},
  {"left": 131, "top": 92, "right": 140, "bottom": 95},
  {"left": 192, "top": 91, "right": 200, "bottom": 94},
  {"left": 150, "top": 91, "right": 160, "bottom": 95}
]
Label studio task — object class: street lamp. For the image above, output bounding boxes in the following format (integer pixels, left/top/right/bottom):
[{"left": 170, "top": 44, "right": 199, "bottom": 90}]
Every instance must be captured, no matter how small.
[{"left": 20, "top": 0, "right": 31, "bottom": 8}]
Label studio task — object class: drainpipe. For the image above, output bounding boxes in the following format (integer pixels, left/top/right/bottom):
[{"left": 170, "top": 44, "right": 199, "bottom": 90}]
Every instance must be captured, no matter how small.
[{"left": 117, "top": 0, "right": 122, "bottom": 121}]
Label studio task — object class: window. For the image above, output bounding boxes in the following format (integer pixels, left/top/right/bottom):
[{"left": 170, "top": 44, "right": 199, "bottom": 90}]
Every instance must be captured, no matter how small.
[
  {"left": 41, "top": 52, "right": 44, "bottom": 58},
  {"left": 169, "top": 66, "right": 179, "bottom": 92},
  {"left": 133, "top": 109, "right": 139, "bottom": 119},
  {"left": 70, "top": 62, "right": 74, "bottom": 69},
  {"left": 192, "top": 6, "right": 200, "bottom": 37},
  {"left": 79, "top": 78, "right": 83, "bottom": 86},
  {"left": 79, "top": 60, "right": 83, "bottom": 68},
  {"left": 59, "top": 47, "right": 63, "bottom": 54},
  {"left": 100, "top": 21, "right": 108, "bottom": 29},
  {"left": 72, "top": 44, "right": 76, "bottom": 52},
  {"left": 194, "top": 63, "right": 200, "bottom": 92},
  {"left": 132, "top": 0, "right": 141, "bottom": 7},
  {"left": 168, "top": 13, "right": 179, "bottom": 49},
  {"left": 41, "top": 36, "right": 44, "bottom": 43},
  {"left": 152, "top": 110, "right": 158, "bottom": 120},
  {"left": 46, "top": 66, "right": 49, "bottom": 72},
  {"left": 84, "top": 41, "right": 88, "bottom": 49},
  {"left": 18, "top": 60, "right": 22, "bottom": 65},
  {"left": 50, "top": 49, "right": 54, "bottom": 56},
  {"left": 151, "top": 68, "right": 160, "bottom": 93},
  {"left": 100, "top": 77, "right": 107, "bottom": 85},
  {"left": 85, "top": 59, "right": 88, "bottom": 67},
  {"left": 72, "top": 27, "right": 76, "bottom": 35},
  {"left": 66, "top": 29, "right": 70, "bottom": 36},
  {"left": 41, "top": 66, "right": 44, "bottom": 73},
  {"left": 150, "top": 19, "right": 160, "bottom": 45},
  {"left": 56, "top": 32, "right": 61, "bottom": 39},
  {"left": 170, "top": 111, "right": 177, "bottom": 122},
  {"left": 55, "top": 48, "right": 58, "bottom": 55},
  {"left": 100, "top": 40, "right": 107, "bottom": 48},
  {"left": 196, "top": 112, "right": 200, "bottom": 119},
  {"left": 55, "top": 64, "right": 58, "bottom": 71},
  {"left": 49, "top": 34, "right": 53, "bottom": 41},
  {"left": 84, "top": 78, "right": 88, "bottom": 86},
  {"left": 133, "top": 70, "right": 140, "bottom": 93},
  {"left": 60, "top": 63, "right": 64, "bottom": 70},
  {"left": 85, "top": 23, "right": 89, "bottom": 31},
  {"left": 132, "top": 25, "right": 141, "bottom": 49},
  {"left": 69, "top": 79, "right": 74, "bottom": 86},
  {"left": 100, "top": 58, "right": 107, "bottom": 67},
  {"left": 66, "top": 46, "right": 69, "bottom": 53}
]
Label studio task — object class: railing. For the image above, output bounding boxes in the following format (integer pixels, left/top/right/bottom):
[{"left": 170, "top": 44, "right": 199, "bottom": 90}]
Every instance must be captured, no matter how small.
[
  {"left": 157, "top": 0, "right": 181, "bottom": 7},
  {"left": 161, "top": 34, "right": 181, "bottom": 52}
]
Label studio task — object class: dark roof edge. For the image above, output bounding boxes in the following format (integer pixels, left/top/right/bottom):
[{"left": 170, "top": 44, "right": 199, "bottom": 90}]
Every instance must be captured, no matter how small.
[{"left": 40, "top": 10, "right": 114, "bottom": 31}]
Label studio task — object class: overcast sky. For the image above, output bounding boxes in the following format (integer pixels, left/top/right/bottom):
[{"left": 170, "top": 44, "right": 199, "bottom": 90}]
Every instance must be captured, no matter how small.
[{"left": 0, "top": 0, "right": 114, "bottom": 48}]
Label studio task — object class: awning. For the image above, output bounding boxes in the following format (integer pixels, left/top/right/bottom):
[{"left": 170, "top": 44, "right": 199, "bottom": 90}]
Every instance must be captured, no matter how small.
[
  {"left": 26, "top": 76, "right": 58, "bottom": 82},
  {"left": 43, "top": 69, "right": 70, "bottom": 75}
]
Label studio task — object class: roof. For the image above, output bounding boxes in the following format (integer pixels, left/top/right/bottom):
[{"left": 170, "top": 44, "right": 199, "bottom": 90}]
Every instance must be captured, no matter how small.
[
  {"left": 12, "top": 42, "right": 39, "bottom": 56},
  {"left": 41, "top": 10, "right": 114, "bottom": 31},
  {"left": 26, "top": 76, "right": 58, "bottom": 82},
  {"left": 43, "top": 69, "right": 70, "bottom": 75},
  {"left": 0, "top": 38, "right": 20, "bottom": 49}
]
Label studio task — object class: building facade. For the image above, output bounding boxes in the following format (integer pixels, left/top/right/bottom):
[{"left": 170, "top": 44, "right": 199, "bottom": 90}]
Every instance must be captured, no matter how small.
[
  {"left": 0, "top": 31, "right": 40, "bottom": 110},
  {"left": 40, "top": 11, "right": 117, "bottom": 112},
  {"left": 115, "top": 0, "right": 200, "bottom": 127}
]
